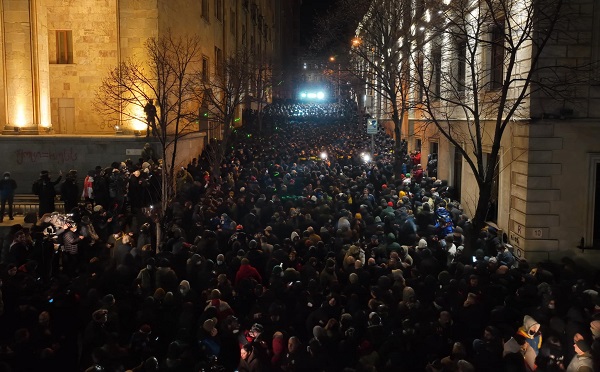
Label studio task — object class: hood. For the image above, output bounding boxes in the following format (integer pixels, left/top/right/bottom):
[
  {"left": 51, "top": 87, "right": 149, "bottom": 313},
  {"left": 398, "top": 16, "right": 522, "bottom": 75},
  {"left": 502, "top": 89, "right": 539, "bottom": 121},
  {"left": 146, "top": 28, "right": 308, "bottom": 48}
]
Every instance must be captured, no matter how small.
[
  {"left": 523, "top": 315, "right": 539, "bottom": 332},
  {"left": 179, "top": 280, "right": 190, "bottom": 293}
]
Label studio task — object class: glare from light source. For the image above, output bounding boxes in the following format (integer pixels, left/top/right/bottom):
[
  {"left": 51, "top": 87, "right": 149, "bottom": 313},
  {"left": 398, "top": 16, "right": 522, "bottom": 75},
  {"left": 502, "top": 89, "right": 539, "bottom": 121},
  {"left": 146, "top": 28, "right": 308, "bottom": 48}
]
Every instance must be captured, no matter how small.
[
  {"left": 299, "top": 90, "right": 328, "bottom": 101},
  {"left": 361, "top": 153, "right": 371, "bottom": 163},
  {"left": 320, "top": 152, "right": 328, "bottom": 160}
]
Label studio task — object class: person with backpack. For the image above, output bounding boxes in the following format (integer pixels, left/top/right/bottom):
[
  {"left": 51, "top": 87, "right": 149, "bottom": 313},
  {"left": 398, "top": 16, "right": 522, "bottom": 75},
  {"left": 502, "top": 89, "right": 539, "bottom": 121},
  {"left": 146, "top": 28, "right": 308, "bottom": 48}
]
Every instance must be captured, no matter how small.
[{"left": 435, "top": 201, "right": 454, "bottom": 238}]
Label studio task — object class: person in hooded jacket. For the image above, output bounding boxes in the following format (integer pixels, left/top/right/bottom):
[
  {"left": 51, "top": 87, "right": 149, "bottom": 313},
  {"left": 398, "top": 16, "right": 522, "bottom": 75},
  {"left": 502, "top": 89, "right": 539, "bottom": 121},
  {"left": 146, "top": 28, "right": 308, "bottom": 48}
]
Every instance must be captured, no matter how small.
[
  {"left": 238, "top": 343, "right": 264, "bottom": 372},
  {"left": 517, "top": 315, "right": 543, "bottom": 357}
]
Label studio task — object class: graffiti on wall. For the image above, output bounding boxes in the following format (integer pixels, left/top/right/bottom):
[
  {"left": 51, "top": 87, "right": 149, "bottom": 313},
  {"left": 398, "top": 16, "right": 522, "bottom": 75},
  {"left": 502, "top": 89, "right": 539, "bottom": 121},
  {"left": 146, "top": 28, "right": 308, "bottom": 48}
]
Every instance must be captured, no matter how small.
[{"left": 16, "top": 148, "right": 79, "bottom": 165}]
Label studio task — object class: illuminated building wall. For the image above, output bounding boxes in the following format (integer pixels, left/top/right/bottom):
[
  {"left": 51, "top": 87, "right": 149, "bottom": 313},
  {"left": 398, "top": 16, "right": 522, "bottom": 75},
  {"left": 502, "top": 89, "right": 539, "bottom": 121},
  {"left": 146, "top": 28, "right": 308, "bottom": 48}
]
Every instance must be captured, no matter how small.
[
  {"left": 3, "top": 0, "right": 35, "bottom": 131},
  {"left": 0, "top": 0, "right": 285, "bottom": 135}
]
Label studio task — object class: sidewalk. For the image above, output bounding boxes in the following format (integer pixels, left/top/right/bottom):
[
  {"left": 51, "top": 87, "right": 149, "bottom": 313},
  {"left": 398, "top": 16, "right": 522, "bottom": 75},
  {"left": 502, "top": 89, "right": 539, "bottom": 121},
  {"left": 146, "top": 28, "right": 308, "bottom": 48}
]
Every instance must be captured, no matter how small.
[{"left": 0, "top": 215, "right": 28, "bottom": 227}]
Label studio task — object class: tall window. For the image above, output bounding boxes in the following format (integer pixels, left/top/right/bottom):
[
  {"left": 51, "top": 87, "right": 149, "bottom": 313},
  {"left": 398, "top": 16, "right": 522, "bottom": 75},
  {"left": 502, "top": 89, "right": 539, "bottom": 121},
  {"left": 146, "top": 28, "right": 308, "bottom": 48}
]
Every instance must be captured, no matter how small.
[
  {"left": 214, "top": 47, "right": 223, "bottom": 75},
  {"left": 202, "top": 56, "right": 209, "bottom": 82},
  {"left": 432, "top": 45, "right": 442, "bottom": 98},
  {"left": 417, "top": 55, "right": 424, "bottom": 102},
  {"left": 56, "top": 30, "right": 73, "bottom": 64},
  {"left": 429, "top": 141, "right": 439, "bottom": 156},
  {"left": 456, "top": 40, "right": 467, "bottom": 94},
  {"left": 201, "top": 0, "right": 209, "bottom": 21},
  {"left": 490, "top": 22, "right": 505, "bottom": 90},
  {"left": 215, "top": 0, "right": 222, "bottom": 21}
]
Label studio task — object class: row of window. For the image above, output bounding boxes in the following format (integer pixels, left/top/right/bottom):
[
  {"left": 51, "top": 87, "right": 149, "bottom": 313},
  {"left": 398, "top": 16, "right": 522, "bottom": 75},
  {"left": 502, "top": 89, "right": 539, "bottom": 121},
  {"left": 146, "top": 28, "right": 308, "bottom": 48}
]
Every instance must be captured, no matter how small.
[
  {"left": 201, "top": 0, "right": 271, "bottom": 42},
  {"left": 201, "top": 0, "right": 222, "bottom": 22},
  {"left": 52, "top": 29, "right": 221, "bottom": 79}
]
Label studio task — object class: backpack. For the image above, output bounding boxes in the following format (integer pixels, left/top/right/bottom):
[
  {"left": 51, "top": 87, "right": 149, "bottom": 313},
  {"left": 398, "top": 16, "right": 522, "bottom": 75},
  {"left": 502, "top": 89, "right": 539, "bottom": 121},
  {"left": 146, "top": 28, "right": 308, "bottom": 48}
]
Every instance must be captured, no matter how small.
[{"left": 435, "top": 207, "right": 454, "bottom": 236}]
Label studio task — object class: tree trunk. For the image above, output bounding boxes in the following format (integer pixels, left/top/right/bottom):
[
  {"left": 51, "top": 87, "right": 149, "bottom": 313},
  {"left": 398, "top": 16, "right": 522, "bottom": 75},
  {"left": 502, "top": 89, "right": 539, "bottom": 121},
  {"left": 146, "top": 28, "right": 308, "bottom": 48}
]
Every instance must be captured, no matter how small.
[
  {"left": 392, "top": 105, "right": 403, "bottom": 173},
  {"left": 466, "top": 180, "right": 493, "bottom": 258}
]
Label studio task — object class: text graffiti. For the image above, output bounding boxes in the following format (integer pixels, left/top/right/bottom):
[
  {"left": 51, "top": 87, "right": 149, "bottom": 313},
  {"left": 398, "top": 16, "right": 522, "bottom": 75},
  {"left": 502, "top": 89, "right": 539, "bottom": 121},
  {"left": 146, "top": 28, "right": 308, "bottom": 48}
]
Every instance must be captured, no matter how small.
[{"left": 16, "top": 148, "right": 79, "bottom": 165}]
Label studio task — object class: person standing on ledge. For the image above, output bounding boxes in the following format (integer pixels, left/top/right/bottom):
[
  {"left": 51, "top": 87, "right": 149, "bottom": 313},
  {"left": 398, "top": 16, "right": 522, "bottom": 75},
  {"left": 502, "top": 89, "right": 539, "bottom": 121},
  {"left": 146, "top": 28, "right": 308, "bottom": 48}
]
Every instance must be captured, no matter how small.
[
  {"left": 32, "top": 170, "right": 62, "bottom": 217},
  {"left": 0, "top": 172, "right": 17, "bottom": 222},
  {"left": 144, "top": 99, "right": 157, "bottom": 138}
]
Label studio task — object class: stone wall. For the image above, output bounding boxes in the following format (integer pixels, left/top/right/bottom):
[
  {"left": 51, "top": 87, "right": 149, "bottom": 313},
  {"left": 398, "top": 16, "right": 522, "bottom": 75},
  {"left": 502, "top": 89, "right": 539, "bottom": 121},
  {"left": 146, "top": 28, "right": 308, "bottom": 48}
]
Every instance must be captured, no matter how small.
[{"left": 0, "top": 135, "right": 158, "bottom": 191}]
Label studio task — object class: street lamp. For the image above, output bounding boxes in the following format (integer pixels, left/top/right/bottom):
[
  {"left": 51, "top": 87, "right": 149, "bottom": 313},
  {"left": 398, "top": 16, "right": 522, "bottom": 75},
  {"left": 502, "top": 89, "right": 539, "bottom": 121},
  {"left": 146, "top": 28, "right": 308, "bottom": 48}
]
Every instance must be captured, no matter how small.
[{"left": 329, "top": 56, "right": 340, "bottom": 100}]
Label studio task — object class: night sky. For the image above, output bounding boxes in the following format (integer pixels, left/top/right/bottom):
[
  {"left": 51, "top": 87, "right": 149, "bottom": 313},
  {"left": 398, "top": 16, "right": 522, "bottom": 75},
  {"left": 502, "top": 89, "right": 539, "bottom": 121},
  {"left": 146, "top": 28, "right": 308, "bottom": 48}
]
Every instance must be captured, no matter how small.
[{"left": 299, "top": 0, "right": 335, "bottom": 48}]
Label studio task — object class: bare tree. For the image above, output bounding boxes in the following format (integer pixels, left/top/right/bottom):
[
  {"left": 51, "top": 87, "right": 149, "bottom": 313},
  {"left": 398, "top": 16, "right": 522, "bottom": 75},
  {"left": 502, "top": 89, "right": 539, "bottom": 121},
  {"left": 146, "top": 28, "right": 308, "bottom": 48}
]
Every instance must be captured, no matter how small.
[
  {"left": 96, "top": 31, "right": 203, "bottom": 213},
  {"left": 250, "top": 56, "right": 274, "bottom": 133},
  {"left": 317, "top": 0, "right": 418, "bottom": 169},
  {"left": 198, "top": 48, "right": 253, "bottom": 181},
  {"left": 415, "top": 0, "right": 568, "bottom": 251}
]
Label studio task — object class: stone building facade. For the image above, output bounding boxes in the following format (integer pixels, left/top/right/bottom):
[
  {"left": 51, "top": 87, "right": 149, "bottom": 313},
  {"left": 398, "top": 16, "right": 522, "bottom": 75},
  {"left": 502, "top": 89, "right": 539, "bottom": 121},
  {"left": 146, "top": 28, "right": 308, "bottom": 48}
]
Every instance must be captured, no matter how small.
[
  {"left": 0, "top": 0, "right": 293, "bottom": 186},
  {"left": 363, "top": 0, "right": 600, "bottom": 266},
  {"left": 0, "top": 0, "right": 289, "bottom": 134}
]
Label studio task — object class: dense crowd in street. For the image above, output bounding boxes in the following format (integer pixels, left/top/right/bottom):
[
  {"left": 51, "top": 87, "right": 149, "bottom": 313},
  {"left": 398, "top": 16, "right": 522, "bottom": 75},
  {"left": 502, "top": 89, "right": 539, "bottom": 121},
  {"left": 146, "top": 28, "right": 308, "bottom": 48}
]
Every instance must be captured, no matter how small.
[
  {"left": 0, "top": 102, "right": 599, "bottom": 372},
  {"left": 262, "top": 100, "right": 357, "bottom": 123}
]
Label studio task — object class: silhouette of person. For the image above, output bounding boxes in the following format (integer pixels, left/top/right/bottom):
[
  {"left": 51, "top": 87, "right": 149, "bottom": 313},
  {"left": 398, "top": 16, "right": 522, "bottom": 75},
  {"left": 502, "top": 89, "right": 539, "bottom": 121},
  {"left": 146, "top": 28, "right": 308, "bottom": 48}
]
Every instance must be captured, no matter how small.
[{"left": 144, "top": 99, "right": 157, "bottom": 137}]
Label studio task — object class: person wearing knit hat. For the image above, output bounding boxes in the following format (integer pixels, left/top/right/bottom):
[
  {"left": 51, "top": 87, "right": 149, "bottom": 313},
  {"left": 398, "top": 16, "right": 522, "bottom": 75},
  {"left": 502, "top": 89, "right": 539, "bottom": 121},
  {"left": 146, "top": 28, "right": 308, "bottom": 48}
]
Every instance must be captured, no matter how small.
[
  {"left": 153, "top": 287, "right": 166, "bottom": 302},
  {"left": 202, "top": 318, "right": 218, "bottom": 336},
  {"left": 566, "top": 337, "right": 594, "bottom": 372}
]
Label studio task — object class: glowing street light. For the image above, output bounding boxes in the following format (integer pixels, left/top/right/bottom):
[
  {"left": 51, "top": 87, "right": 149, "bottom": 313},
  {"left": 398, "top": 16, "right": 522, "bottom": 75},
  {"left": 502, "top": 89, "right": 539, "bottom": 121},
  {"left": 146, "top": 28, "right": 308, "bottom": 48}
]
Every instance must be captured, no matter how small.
[{"left": 320, "top": 152, "right": 328, "bottom": 160}]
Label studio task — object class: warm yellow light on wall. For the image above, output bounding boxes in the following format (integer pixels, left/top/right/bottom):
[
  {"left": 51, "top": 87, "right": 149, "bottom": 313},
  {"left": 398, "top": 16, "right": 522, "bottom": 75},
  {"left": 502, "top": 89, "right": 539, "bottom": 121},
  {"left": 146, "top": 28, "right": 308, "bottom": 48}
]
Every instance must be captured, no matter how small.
[
  {"left": 39, "top": 93, "right": 51, "bottom": 127},
  {"left": 130, "top": 105, "right": 149, "bottom": 131},
  {"left": 14, "top": 105, "right": 27, "bottom": 127}
]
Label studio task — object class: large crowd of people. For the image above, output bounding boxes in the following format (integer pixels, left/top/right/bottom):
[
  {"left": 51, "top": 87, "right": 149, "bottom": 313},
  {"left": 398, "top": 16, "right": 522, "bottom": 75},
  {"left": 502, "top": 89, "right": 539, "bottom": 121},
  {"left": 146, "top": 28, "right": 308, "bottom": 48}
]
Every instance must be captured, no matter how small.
[
  {"left": 260, "top": 99, "right": 358, "bottom": 124},
  {"left": 0, "top": 102, "right": 599, "bottom": 372}
]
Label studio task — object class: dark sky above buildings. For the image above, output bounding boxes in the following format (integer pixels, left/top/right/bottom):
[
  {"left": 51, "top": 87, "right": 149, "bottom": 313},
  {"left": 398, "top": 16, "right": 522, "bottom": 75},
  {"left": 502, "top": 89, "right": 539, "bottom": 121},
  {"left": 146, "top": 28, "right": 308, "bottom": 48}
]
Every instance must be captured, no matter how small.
[{"left": 299, "top": 0, "right": 335, "bottom": 48}]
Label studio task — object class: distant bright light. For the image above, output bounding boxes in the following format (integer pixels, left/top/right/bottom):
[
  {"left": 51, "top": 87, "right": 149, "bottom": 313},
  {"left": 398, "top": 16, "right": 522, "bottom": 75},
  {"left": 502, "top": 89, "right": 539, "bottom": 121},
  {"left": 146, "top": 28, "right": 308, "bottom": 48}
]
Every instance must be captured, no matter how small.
[
  {"left": 320, "top": 152, "right": 328, "bottom": 160},
  {"left": 361, "top": 153, "right": 371, "bottom": 163},
  {"left": 299, "top": 90, "right": 328, "bottom": 101}
]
